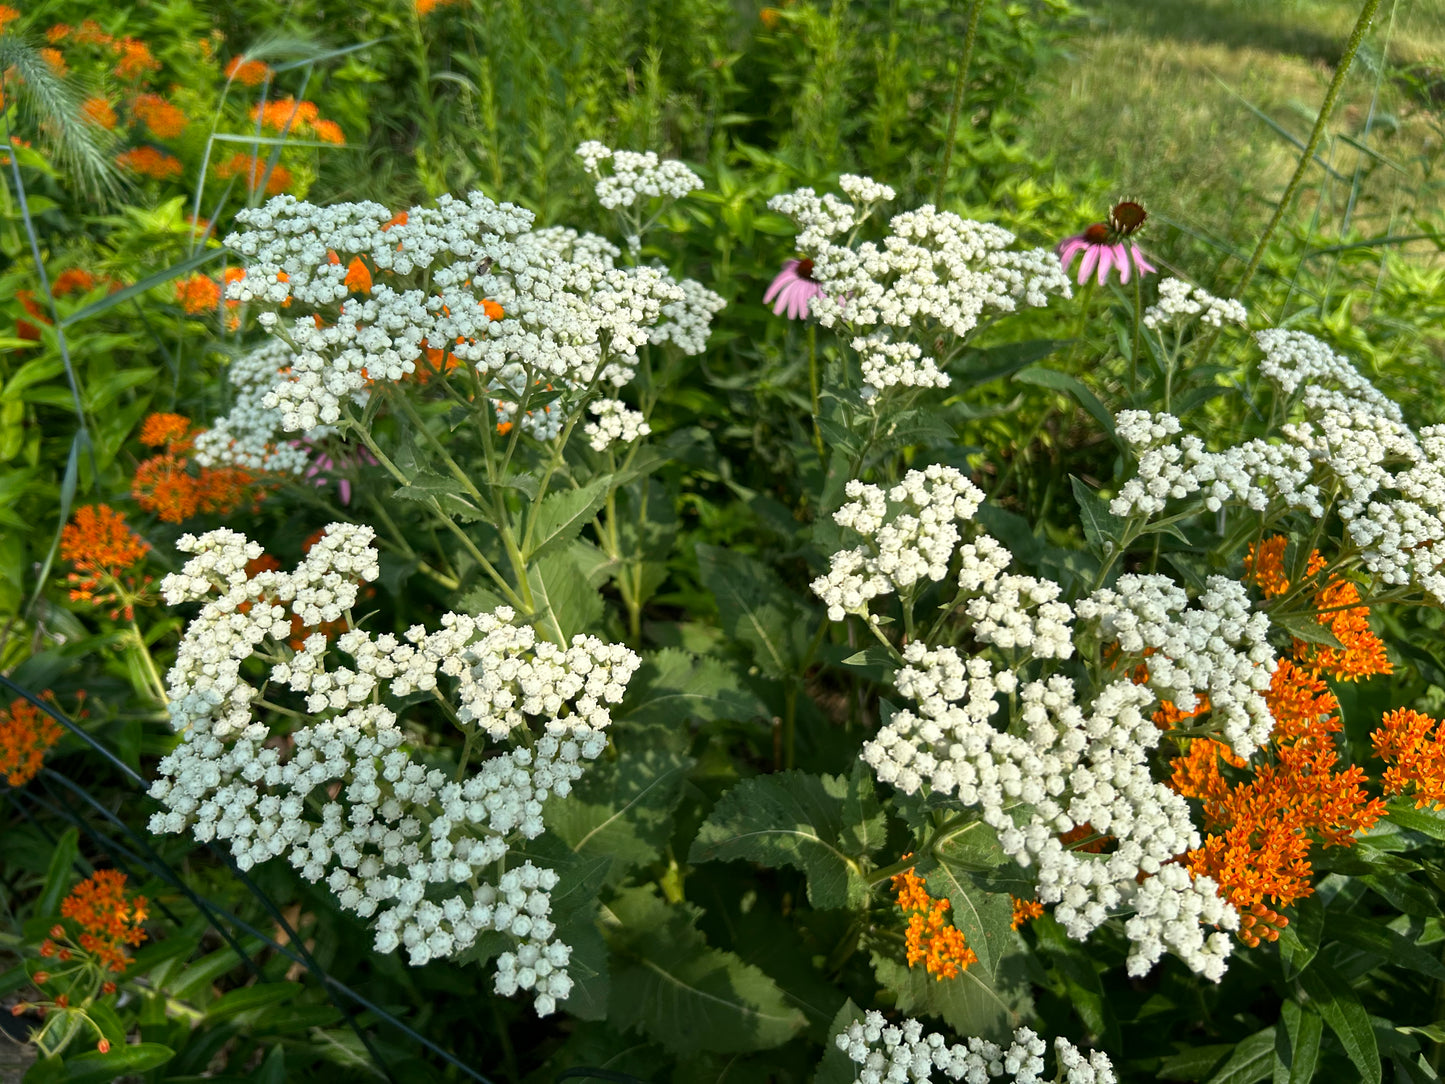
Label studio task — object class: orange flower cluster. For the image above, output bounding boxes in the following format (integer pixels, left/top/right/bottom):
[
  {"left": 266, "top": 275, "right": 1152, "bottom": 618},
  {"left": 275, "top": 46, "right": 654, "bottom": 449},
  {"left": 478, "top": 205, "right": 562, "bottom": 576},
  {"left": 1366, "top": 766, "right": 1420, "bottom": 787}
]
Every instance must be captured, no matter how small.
[
  {"left": 174, "top": 274, "right": 221, "bottom": 315},
  {"left": 132, "top": 414, "right": 268, "bottom": 523},
  {"left": 116, "top": 145, "right": 183, "bottom": 181},
  {"left": 224, "top": 56, "right": 273, "bottom": 86},
  {"left": 55, "top": 870, "right": 148, "bottom": 973},
  {"left": 52, "top": 268, "right": 97, "bottom": 296},
  {"left": 1173, "top": 659, "right": 1386, "bottom": 946},
  {"left": 1245, "top": 537, "right": 1391, "bottom": 682},
  {"left": 82, "top": 95, "right": 119, "bottom": 130},
  {"left": 890, "top": 860, "right": 978, "bottom": 980},
  {"left": 1058, "top": 822, "right": 1110, "bottom": 853},
  {"left": 60, "top": 504, "right": 150, "bottom": 618},
  {"left": 1372, "top": 709, "right": 1445, "bottom": 810},
  {"left": 417, "top": 0, "right": 466, "bottom": 15},
  {"left": 1010, "top": 896, "right": 1044, "bottom": 931},
  {"left": 112, "top": 37, "right": 160, "bottom": 80},
  {"left": 214, "top": 151, "right": 293, "bottom": 196},
  {"left": 131, "top": 92, "right": 188, "bottom": 138},
  {"left": 249, "top": 97, "right": 344, "bottom": 144},
  {"left": 0, "top": 4, "right": 19, "bottom": 32},
  {"left": 0, "top": 696, "right": 63, "bottom": 787}
]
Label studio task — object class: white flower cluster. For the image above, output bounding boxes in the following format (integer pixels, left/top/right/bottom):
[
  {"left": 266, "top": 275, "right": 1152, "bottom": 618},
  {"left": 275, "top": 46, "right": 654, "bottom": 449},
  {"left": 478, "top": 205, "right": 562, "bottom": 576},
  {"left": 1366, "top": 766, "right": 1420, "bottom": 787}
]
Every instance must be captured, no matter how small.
[
  {"left": 1113, "top": 330, "right": 1445, "bottom": 603},
  {"left": 853, "top": 335, "right": 950, "bottom": 401},
  {"left": 769, "top": 179, "right": 1071, "bottom": 397},
  {"left": 864, "top": 644, "right": 1236, "bottom": 979},
  {"left": 583, "top": 398, "right": 651, "bottom": 452},
  {"left": 192, "top": 339, "right": 316, "bottom": 475},
  {"left": 148, "top": 525, "right": 639, "bottom": 1015},
  {"left": 575, "top": 141, "right": 703, "bottom": 210},
  {"left": 836, "top": 1013, "right": 1116, "bottom": 1084},
  {"left": 1142, "top": 277, "right": 1247, "bottom": 330},
  {"left": 811, "top": 466, "right": 984, "bottom": 622},
  {"left": 965, "top": 573, "right": 1074, "bottom": 660},
  {"left": 221, "top": 186, "right": 720, "bottom": 442},
  {"left": 1074, "top": 574, "right": 1277, "bottom": 757}
]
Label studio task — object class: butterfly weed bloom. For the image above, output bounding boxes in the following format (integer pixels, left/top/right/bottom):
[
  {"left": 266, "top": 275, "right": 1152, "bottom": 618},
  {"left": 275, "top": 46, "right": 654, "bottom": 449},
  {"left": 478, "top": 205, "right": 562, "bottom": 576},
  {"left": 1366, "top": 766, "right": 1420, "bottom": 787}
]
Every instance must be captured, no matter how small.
[
  {"left": 1057, "top": 200, "right": 1157, "bottom": 286},
  {"left": 1010, "top": 895, "right": 1045, "bottom": 930},
  {"left": 174, "top": 273, "right": 221, "bottom": 315},
  {"left": 59, "top": 504, "right": 151, "bottom": 619},
  {"left": 223, "top": 55, "right": 272, "bottom": 86},
  {"left": 769, "top": 175, "right": 1070, "bottom": 399},
  {"left": 0, "top": 696, "right": 64, "bottom": 786},
  {"left": 130, "top": 92, "right": 187, "bottom": 139},
  {"left": 836, "top": 1013, "right": 1117, "bottom": 1084},
  {"left": 890, "top": 862, "right": 978, "bottom": 979},
  {"left": 115, "top": 145, "right": 183, "bottom": 181},
  {"left": 57, "top": 870, "right": 149, "bottom": 974},
  {"left": 132, "top": 414, "right": 269, "bottom": 523},
  {"left": 148, "top": 525, "right": 640, "bottom": 1014},
  {"left": 1372, "top": 708, "right": 1445, "bottom": 810}
]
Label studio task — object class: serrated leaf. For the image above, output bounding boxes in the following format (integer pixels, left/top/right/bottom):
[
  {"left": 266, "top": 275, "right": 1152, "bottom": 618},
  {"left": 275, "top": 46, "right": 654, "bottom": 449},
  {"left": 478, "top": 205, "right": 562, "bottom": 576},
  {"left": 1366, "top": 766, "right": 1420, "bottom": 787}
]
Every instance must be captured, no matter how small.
[
  {"left": 1299, "top": 961, "right": 1380, "bottom": 1084},
  {"left": 1204, "top": 1027, "right": 1274, "bottom": 1084},
  {"left": 545, "top": 744, "right": 694, "bottom": 884},
  {"left": 923, "top": 860, "right": 1015, "bottom": 981},
  {"left": 1275, "top": 1000, "right": 1323, "bottom": 1084},
  {"left": 696, "top": 544, "right": 817, "bottom": 679},
  {"left": 608, "top": 887, "right": 805, "bottom": 1054},
  {"left": 391, "top": 469, "right": 486, "bottom": 521},
  {"left": 689, "top": 769, "right": 884, "bottom": 909},
  {"left": 624, "top": 649, "right": 768, "bottom": 727},
  {"left": 869, "top": 951, "right": 1025, "bottom": 1042},
  {"left": 524, "top": 477, "right": 610, "bottom": 563}
]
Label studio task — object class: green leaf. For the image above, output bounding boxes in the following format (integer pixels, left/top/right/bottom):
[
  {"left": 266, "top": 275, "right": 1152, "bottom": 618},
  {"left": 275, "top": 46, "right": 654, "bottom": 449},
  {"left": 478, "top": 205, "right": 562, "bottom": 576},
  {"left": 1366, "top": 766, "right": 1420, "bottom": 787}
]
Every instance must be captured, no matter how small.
[
  {"left": 1329, "top": 913, "right": 1445, "bottom": 982},
  {"left": 204, "top": 981, "right": 302, "bottom": 1021},
  {"left": 1274, "top": 1000, "right": 1323, "bottom": 1084},
  {"left": 1203, "top": 1027, "right": 1275, "bottom": 1084},
  {"left": 695, "top": 543, "right": 819, "bottom": 678},
  {"left": 869, "top": 951, "right": 1025, "bottom": 1042},
  {"left": 1299, "top": 961, "right": 1381, "bottom": 1084},
  {"left": 923, "top": 860, "right": 1015, "bottom": 981},
  {"left": 623, "top": 649, "right": 768, "bottom": 727},
  {"left": 1360, "top": 873, "right": 1442, "bottom": 917},
  {"left": 60, "top": 250, "right": 222, "bottom": 328},
  {"left": 170, "top": 939, "right": 265, "bottom": 1001},
  {"left": 1278, "top": 894, "right": 1324, "bottom": 979},
  {"left": 1033, "top": 915, "right": 1114, "bottom": 1045},
  {"left": 608, "top": 887, "right": 806, "bottom": 1054},
  {"left": 1158, "top": 1046, "right": 1233, "bottom": 1081},
  {"left": 524, "top": 477, "right": 610, "bottom": 563},
  {"left": 952, "top": 340, "right": 1064, "bottom": 387},
  {"left": 814, "top": 998, "right": 865, "bottom": 1084},
  {"left": 1014, "top": 365, "right": 1116, "bottom": 435},
  {"left": 689, "top": 768, "right": 884, "bottom": 909},
  {"left": 61, "top": 1043, "right": 174, "bottom": 1082},
  {"left": 1385, "top": 800, "right": 1445, "bottom": 840},
  {"left": 545, "top": 743, "right": 694, "bottom": 885},
  {"left": 390, "top": 469, "right": 485, "bottom": 521},
  {"left": 1274, "top": 612, "right": 1345, "bottom": 650},
  {"left": 527, "top": 540, "right": 609, "bottom": 642},
  {"left": 37, "top": 828, "right": 78, "bottom": 917},
  {"left": 1070, "top": 475, "right": 1127, "bottom": 554}
]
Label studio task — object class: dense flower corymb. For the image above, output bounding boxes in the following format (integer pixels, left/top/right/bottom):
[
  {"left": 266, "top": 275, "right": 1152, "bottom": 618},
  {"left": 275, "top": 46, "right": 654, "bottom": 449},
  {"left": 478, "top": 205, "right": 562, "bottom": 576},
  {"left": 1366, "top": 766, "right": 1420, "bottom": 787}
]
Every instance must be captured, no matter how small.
[{"left": 0, "top": 697, "right": 64, "bottom": 787}]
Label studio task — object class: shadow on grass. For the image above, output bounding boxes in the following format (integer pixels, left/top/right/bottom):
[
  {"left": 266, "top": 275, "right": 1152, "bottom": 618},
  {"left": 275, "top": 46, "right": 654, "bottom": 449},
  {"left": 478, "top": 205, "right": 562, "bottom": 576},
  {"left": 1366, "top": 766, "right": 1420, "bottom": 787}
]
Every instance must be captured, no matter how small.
[{"left": 1080, "top": 0, "right": 1352, "bottom": 66}]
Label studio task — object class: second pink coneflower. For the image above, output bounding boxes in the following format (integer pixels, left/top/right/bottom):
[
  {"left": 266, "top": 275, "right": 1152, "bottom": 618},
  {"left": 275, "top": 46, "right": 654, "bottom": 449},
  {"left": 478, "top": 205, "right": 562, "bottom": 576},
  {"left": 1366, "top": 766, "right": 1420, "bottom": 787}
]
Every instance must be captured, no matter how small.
[
  {"left": 763, "top": 257, "right": 824, "bottom": 320},
  {"left": 1058, "top": 201, "right": 1157, "bottom": 286}
]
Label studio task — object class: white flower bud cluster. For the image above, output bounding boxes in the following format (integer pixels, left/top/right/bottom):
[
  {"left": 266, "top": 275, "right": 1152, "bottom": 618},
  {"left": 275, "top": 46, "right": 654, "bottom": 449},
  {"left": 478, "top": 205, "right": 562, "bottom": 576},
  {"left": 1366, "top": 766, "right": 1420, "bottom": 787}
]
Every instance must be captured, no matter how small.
[
  {"left": 574, "top": 141, "right": 703, "bottom": 210},
  {"left": 1142, "top": 277, "right": 1247, "bottom": 329},
  {"left": 584, "top": 398, "right": 651, "bottom": 452},
  {"left": 148, "top": 525, "right": 639, "bottom": 1015},
  {"left": 811, "top": 466, "right": 984, "bottom": 621},
  {"left": 853, "top": 335, "right": 950, "bottom": 401},
  {"left": 220, "top": 187, "right": 720, "bottom": 443},
  {"left": 863, "top": 643, "right": 1236, "bottom": 979},
  {"left": 835, "top": 1012, "right": 1116, "bottom": 1084},
  {"left": 965, "top": 573, "right": 1074, "bottom": 659},
  {"left": 192, "top": 339, "right": 317, "bottom": 474},
  {"left": 1074, "top": 574, "right": 1276, "bottom": 757},
  {"left": 769, "top": 180, "right": 1071, "bottom": 398}
]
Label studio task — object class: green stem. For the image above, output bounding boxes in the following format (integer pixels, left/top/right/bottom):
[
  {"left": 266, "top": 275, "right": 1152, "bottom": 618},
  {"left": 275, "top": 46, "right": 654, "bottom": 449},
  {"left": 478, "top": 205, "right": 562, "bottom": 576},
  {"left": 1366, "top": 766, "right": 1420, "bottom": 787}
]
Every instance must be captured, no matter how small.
[
  {"left": 933, "top": 0, "right": 984, "bottom": 207},
  {"left": 129, "top": 619, "right": 168, "bottom": 705},
  {"left": 808, "top": 322, "right": 825, "bottom": 463}
]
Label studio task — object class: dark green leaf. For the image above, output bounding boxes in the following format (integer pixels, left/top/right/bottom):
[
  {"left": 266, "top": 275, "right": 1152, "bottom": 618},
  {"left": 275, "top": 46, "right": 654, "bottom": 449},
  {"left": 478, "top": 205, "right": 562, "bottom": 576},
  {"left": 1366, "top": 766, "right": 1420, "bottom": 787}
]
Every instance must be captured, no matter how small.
[
  {"left": 1274, "top": 1000, "right": 1322, "bottom": 1084},
  {"left": 524, "top": 478, "right": 610, "bottom": 563},
  {"left": 869, "top": 951, "right": 1026, "bottom": 1042},
  {"left": 204, "top": 982, "right": 301, "bottom": 1021},
  {"left": 1299, "top": 961, "right": 1380, "bottom": 1084},
  {"left": 1203, "top": 1027, "right": 1275, "bottom": 1084},
  {"left": 952, "top": 340, "right": 1064, "bottom": 387},
  {"left": 1385, "top": 801, "right": 1445, "bottom": 841},
  {"left": 813, "top": 998, "right": 865, "bottom": 1084},
  {"left": 623, "top": 649, "right": 768, "bottom": 727},
  {"left": 695, "top": 544, "right": 818, "bottom": 679},
  {"left": 1330, "top": 913, "right": 1445, "bottom": 981},
  {"left": 528, "top": 540, "right": 609, "bottom": 642},
  {"left": 923, "top": 860, "right": 1014, "bottom": 981},
  {"left": 1014, "top": 366, "right": 1116, "bottom": 435},
  {"left": 391, "top": 469, "right": 486, "bottom": 521},
  {"left": 60, "top": 1043, "right": 174, "bottom": 1082},
  {"left": 37, "top": 828, "right": 79, "bottom": 917},
  {"left": 1070, "top": 475, "right": 1128, "bottom": 554},
  {"left": 1279, "top": 894, "right": 1324, "bottom": 979}
]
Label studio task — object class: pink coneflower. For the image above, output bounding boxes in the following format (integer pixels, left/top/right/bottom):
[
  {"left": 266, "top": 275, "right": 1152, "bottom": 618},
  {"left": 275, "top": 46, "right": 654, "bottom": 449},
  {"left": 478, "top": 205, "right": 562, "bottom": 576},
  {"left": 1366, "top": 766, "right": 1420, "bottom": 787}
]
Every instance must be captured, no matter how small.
[
  {"left": 303, "top": 443, "right": 377, "bottom": 505},
  {"left": 1057, "top": 201, "right": 1157, "bottom": 286},
  {"left": 763, "top": 258, "right": 824, "bottom": 320}
]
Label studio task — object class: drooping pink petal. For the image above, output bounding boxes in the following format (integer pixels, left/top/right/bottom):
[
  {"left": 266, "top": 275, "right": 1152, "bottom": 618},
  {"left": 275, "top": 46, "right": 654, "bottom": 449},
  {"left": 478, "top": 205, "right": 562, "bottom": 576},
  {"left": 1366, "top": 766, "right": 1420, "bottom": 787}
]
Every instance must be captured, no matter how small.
[
  {"left": 1077, "top": 245, "right": 1100, "bottom": 285},
  {"left": 1112, "top": 243, "right": 1131, "bottom": 285},
  {"left": 1131, "top": 245, "right": 1156, "bottom": 277},
  {"left": 339, "top": 477, "right": 352, "bottom": 505},
  {"left": 763, "top": 261, "right": 800, "bottom": 307}
]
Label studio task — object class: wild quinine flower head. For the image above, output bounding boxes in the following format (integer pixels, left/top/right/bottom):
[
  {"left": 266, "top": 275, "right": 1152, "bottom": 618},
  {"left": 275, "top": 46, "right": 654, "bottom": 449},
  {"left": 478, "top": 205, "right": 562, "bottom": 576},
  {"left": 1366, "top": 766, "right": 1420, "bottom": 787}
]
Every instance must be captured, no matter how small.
[
  {"left": 220, "top": 188, "right": 721, "bottom": 443},
  {"left": 583, "top": 398, "right": 651, "bottom": 453},
  {"left": 575, "top": 141, "right": 703, "bottom": 210},
  {"left": 768, "top": 176, "right": 1070, "bottom": 397},
  {"left": 836, "top": 1013, "right": 1117, "bottom": 1084},
  {"left": 811, "top": 465, "right": 985, "bottom": 622},
  {"left": 1057, "top": 200, "right": 1156, "bottom": 286},
  {"left": 148, "top": 525, "right": 639, "bottom": 1015},
  {"left": 1142, "top": 277, "right": 1248, "bottom": 330}
]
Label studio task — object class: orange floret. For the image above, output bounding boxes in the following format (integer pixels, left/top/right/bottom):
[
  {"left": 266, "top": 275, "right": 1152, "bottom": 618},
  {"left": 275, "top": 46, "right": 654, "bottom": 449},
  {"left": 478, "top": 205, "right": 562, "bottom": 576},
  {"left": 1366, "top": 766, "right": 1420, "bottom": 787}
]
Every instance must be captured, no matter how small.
[
  {"left": 131, "top": 92, "right": 187, "bottom": 139},
  {"left": 0, "top": 697, "right": 63, "bottom": 787},
  {"left": 52, "top": 268, "right": 96, "bottom": 296},
  {"left": 111, "top": 37, "right": 160, "bottom": 80},
  {"left": 1244, "top": 536, "right": 1291, "bottom": 598},
  {"left": 1300, "top": 553, "right": 1391, "bottom": 681},
  {"left": 39, "top": 47, "right": 67, "bottom": 76},
  {"left": 138, "top": 412, "right": 192, "bottom": 449},
  {"left": 1010, "top": 896, "right": 1044, "bottom": 931},
  {"left": 890, "top": 859, "right": 979, "bottom": 980},
  {"left": 223, "top": 56, "right": 272, "bottom": 86},
  {"left": 116, "top": 146, "right": 183, "bottom": 181},
  {"left": 60, "top": 870, "right": 148, "bottom": 973},
  {"left": 1373, "top": 708, "right": 1445, "bottom": 810},
  {"left": 213, "top": 151, "right": 292, "bottom": 195},
  {"left": 483, "top": 299, "right": 504, "bottom": 321},
  {"left": 0, "top": 6, "right": 21, "bottom": 32},
  {"left": 174, "top": 274, "right": 221, "bottom": 314},
  {"left": 81, "top": 96, "right": 118, "bottom": 131},
  {"left": 60, "top": 505, "right": 148, "bottom": 584},
  {"left": 344, "top": 256, "right": 372, "bottom": 294}
]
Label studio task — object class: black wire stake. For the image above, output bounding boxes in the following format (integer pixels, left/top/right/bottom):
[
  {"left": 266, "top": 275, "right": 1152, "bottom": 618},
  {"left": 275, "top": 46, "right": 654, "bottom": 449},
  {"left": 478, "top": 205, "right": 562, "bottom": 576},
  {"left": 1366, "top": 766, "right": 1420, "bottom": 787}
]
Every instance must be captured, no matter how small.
[{"left": 0, "top": 676, "right": 499, "bottom": 1084}]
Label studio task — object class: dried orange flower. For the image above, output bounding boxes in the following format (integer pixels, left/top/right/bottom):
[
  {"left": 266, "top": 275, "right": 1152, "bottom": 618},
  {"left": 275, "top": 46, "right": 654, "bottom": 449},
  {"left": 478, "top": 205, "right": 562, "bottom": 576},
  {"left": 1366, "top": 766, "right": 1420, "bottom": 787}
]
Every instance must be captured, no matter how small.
[
  {"left": 1010, "top": 896, "right": 1044, "bottom": 931},
  {"left": 223, "top": 56, "right": 272, "bottom": 86},
  {"left": 0, "top": 696, "right": 63, "bottom": 787},
  {"left": 174, "top": 274, "right": 221, "bottom": 314},
  {"left": 81, "top": 96, "right": 118, "bottom": 131},
  {"left": 131, "top": 92, "right": 188, "bottom": 139},
  {"left": 1372, "top": 708, "right": 1445, "bottom": 810},
  {"left": 59, "top": 870, "right": 148, "bottom": 973},
  {"left": 116, "top": 146, "right": 183, "bottom": 181},
  {"left": 890, "top": 860, "right": 978, "bottom": 980}
]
